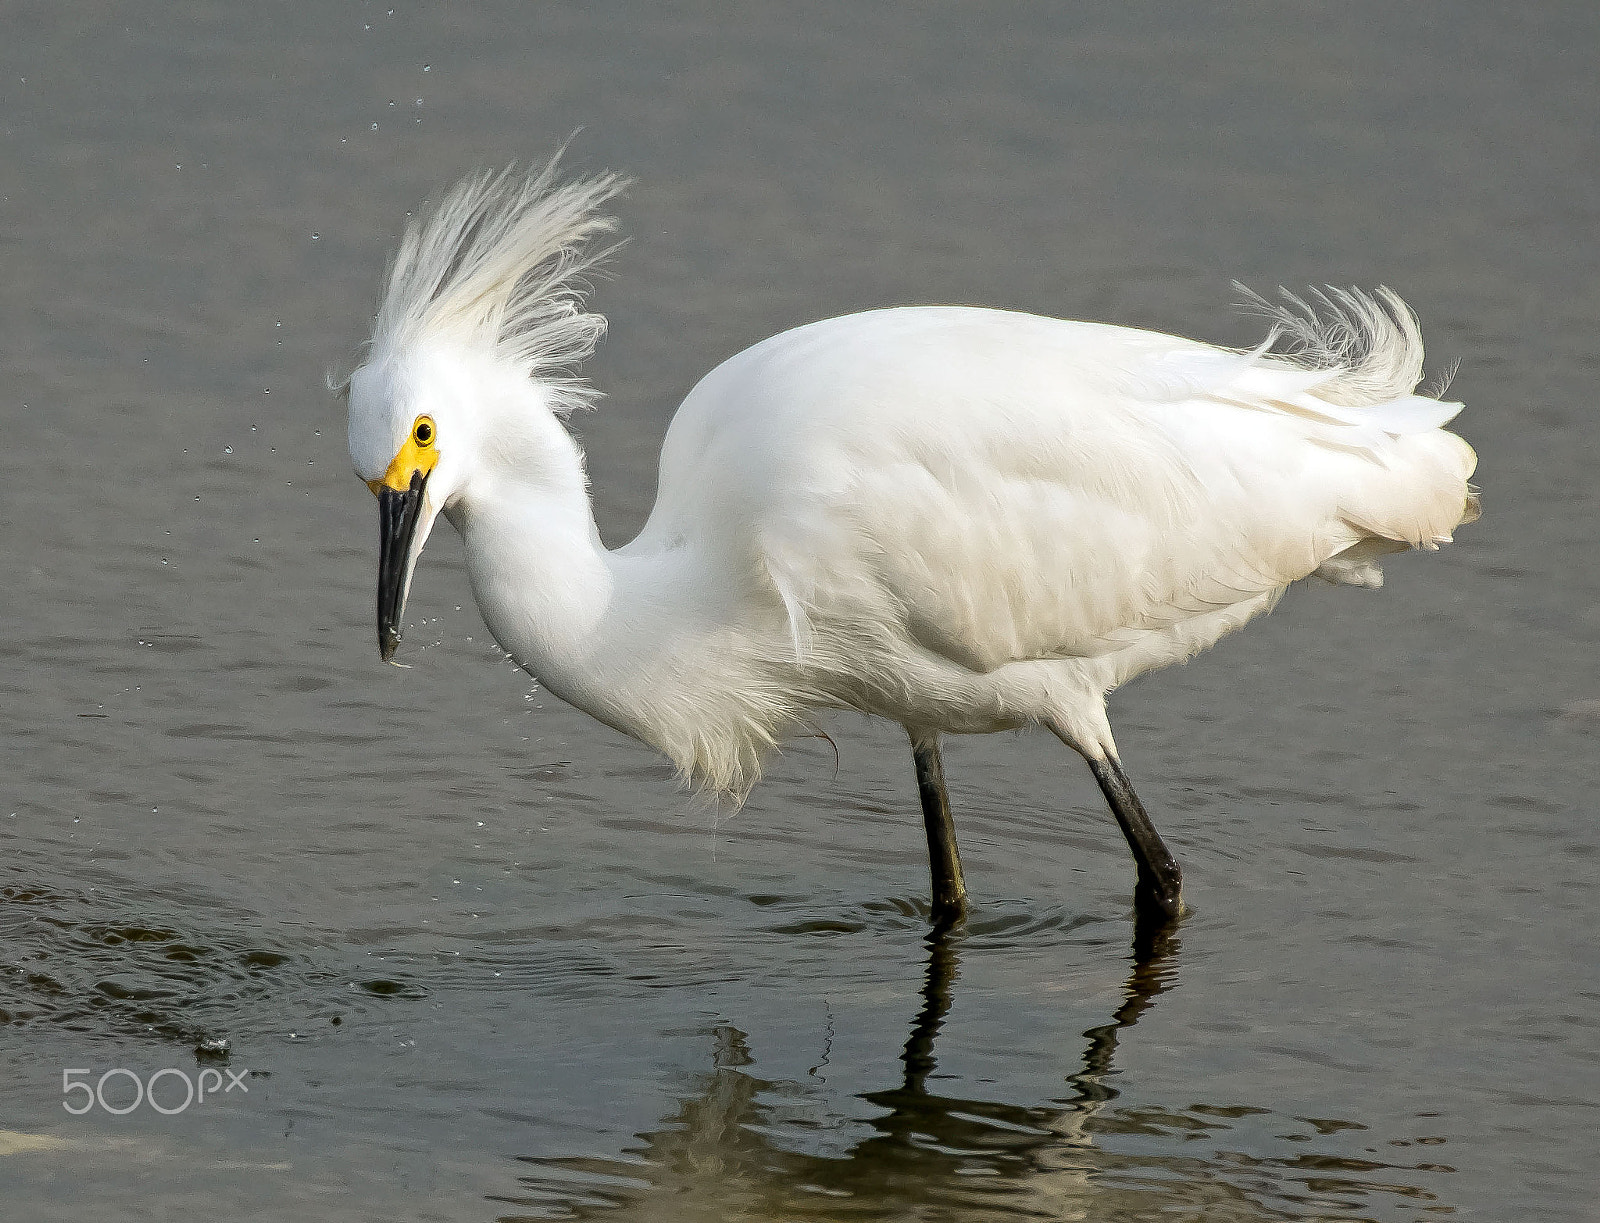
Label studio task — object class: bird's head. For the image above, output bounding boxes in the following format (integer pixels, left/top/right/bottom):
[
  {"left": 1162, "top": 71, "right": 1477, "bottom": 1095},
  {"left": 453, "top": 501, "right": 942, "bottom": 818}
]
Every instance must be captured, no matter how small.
[
  {"left": 347, "top": 350, "right": 471, "bottom": 662},
  {"left": 342, "top": 158, "right": 625, "bottom": 664}
]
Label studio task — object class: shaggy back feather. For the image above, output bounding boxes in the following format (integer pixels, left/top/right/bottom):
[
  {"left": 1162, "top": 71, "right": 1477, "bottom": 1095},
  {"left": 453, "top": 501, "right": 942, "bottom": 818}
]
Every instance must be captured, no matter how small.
[{"left": 1236, "top": 284, "right": 1432, "bottom": 408}]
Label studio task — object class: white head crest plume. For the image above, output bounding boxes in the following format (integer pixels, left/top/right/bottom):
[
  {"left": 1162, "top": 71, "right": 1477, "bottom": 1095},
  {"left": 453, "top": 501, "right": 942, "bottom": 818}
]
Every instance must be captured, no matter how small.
[{"left": 365, "top": 155, "right": 628, "bottom": 414}]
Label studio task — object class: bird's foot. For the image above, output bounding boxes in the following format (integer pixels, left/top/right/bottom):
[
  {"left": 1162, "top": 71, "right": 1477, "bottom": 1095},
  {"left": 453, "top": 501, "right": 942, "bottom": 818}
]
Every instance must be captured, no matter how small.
[
  {"left": 929, "top": 888, "right": 969, "bottom": 932},
  {"left": 1133, "top": 872, "right": 1185, "bottom": 925}
]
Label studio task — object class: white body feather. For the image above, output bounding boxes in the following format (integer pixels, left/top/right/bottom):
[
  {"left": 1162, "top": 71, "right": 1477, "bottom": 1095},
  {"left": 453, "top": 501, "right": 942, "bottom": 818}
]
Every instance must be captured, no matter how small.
[{"left": 347, "top": 169, "right": 1478, "bottom": 801}]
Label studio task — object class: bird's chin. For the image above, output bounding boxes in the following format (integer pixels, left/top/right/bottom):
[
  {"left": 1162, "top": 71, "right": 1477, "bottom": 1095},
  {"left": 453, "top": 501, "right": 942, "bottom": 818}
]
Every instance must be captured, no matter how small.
[{"left": 377, "top": 470, "right": 431, "bottom": 661}]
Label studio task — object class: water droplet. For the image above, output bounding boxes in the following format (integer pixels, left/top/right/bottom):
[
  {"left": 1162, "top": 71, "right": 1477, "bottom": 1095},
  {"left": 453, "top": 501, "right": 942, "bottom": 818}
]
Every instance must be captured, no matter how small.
[
  {"left": 223, "top": 446, "right": 232, "bottom": 454},
  {"left": 371, "top": 122, "right": 379, "bottom": 131},
  {"left": 422, "top": 63, "right": 431, "bottom": 71},
  {"left": 415, "top": 97, "right": 423, "bottom": 106},
  {"left": 311, "top": 232, "right": 320, "bottom": 240},
  {"left": 388, "top": 99, "right": 395, "bottom": 107}
]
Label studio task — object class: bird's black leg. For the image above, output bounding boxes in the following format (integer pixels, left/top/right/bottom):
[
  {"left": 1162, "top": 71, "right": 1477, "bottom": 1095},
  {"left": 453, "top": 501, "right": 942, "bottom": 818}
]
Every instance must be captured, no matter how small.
[
  {"left": 908, "top": 730, "right": 968, "bottom": 926},
  {"left": 1085, "top": 754, "right": 1184, "bottom": 922}
]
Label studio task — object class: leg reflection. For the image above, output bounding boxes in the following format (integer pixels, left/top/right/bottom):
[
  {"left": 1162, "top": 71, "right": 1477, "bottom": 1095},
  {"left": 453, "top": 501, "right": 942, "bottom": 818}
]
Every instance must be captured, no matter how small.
[
  {"left": 899, "top": 923, "right": 959, "bottom": 1093},
  {"left": 861, "top": 909, "right": 1181, "bottom": 1162},
  {"left": 1068, "top": 908, "right": 1182, "bottom": 1111},
  {"left": 500, "top": 917, "right": 1187, "bottom": 1221}
]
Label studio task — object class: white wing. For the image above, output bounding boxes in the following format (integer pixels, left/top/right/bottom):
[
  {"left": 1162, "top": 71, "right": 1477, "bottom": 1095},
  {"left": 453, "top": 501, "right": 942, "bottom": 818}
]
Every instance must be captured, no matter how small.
[{"left": 629, "top": 305, "right": 1476, "bottom": 677}]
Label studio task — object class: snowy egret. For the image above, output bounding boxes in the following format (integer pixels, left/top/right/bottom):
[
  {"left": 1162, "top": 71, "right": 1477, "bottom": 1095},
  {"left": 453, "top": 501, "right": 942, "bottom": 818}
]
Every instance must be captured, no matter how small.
[{"left": 344, "top": 162, "right": 1478, "bottom": 925}]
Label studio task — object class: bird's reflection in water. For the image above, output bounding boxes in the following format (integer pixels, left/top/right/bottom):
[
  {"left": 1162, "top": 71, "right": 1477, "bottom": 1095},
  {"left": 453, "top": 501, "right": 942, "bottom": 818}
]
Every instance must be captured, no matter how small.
[{"left": 495, "top": 915, "right": 1452, "bottom": 1222}]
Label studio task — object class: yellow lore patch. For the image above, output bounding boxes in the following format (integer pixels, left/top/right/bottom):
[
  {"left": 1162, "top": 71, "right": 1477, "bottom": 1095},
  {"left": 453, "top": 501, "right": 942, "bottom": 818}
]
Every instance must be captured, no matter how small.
[{"left": 366, "top": 417, "right": 439, "bottom": 495}]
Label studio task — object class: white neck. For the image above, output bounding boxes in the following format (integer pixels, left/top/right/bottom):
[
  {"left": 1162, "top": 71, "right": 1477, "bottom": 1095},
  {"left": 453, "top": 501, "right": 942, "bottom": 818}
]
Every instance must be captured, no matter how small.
[
  {"left": 428, "top": 356, "right": 806, "bottom": 798},
  {"left": 451, "top": 403, "right": 624, "bottom": 712},
  {"left": 445, "top": 386, "right": 789, "bottom": 783}
]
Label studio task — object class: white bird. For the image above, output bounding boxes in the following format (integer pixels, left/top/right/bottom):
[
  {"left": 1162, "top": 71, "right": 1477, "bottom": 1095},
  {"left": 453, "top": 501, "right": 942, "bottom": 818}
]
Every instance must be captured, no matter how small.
[{"left": 343, "top": 161, "right": 1478, "bottom": 926}]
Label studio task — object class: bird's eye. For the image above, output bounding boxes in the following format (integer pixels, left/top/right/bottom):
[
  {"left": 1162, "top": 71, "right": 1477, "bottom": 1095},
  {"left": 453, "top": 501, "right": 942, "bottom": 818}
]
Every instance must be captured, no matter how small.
[{"left": 412, "top": 416, "right": 435, "bottom": 447}]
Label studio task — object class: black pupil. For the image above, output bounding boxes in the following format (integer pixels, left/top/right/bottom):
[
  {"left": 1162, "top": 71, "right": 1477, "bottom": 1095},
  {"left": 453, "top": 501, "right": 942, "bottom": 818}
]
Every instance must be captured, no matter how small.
[{"left": 416, "top": 423, "right": 431, "bottom": 443}]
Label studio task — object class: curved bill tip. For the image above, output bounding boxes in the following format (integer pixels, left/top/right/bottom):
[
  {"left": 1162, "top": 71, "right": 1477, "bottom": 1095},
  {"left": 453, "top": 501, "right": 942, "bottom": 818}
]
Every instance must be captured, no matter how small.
[{"left": 376, "top": 471, "right": 427, "bottom": 663}]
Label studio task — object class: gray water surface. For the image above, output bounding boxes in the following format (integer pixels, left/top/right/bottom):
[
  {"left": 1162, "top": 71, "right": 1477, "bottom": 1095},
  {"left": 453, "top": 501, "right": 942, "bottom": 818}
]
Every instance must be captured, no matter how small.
[{"left": 3, "top": 3, "right": 1597, "bottom": 1220}]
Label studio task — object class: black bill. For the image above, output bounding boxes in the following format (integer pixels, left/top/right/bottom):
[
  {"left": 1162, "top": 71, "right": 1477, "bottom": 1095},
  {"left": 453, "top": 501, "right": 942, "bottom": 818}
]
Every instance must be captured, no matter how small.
[{"left": 377, "top": 469, "right": 428, "bottom": 661}]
